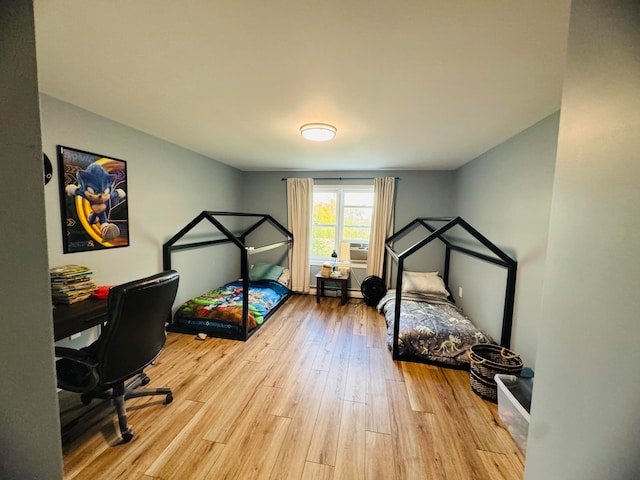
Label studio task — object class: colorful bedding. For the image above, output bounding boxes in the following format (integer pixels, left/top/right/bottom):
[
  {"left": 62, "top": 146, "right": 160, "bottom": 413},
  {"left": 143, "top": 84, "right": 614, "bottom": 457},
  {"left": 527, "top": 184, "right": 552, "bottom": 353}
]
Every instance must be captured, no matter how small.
[
  {"left": 171, "top": 279, "right": 290, "bottom": 336},
  {"left": 377, "top": 291, "right": 493, "bottom": 368}
]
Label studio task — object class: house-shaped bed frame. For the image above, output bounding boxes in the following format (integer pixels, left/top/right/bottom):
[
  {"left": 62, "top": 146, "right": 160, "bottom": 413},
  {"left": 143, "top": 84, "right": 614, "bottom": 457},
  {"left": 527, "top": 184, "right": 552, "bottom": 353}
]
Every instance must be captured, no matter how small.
[
  {"left": 162, "top": 211, "right": 293, "bottom": 341},
  {"left": 383, "top": 217, "right": 517, "bottom": 360}
]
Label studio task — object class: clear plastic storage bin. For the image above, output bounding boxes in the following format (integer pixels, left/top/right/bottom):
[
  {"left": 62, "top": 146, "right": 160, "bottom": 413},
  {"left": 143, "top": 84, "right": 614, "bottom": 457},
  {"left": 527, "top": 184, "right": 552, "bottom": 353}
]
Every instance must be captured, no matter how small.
[{"left": 495, "top": 374, "right": 532, "bottom": 454}]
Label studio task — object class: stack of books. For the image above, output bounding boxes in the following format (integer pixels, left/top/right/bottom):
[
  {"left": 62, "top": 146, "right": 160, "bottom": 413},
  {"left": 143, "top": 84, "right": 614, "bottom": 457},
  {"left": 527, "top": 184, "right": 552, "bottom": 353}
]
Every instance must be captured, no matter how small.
[
  {"left": 50, "top": 265, "right": 97, "bottom": 304},
  {"left": 320, "top": 262, "right": 332, "bottom": 277}
]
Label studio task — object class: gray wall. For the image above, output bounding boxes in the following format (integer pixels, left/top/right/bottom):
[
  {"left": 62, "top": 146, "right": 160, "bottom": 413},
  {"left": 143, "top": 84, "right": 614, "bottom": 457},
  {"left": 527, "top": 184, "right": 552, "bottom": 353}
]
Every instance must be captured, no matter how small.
[
  {"left": 0, "top": 3, "right": 63, "bottom": 478},
  {"left": 241, "top": 170, "right": 455, "bottom": 289},
  {"left": 41, "top": 95, "right": 244, "bottom": 309},
  {"left": 11, "top": 3, "right": 637, "bottom": 477},
  {"left": 525, "top": 2, "right": 640, "bottom": 478},
  {"left": 242, "top": 170, "right": 455, "bottom": 233},
  {"left": 451, "top": 113, "right": 559, "bottom": 367},
  {"left": 1, "top": 75, "right": 246, "bottom": 477}
]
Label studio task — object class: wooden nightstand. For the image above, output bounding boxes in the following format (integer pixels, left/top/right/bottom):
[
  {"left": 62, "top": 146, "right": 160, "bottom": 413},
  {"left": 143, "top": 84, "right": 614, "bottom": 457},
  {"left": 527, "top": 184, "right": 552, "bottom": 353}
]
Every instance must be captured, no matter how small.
[{"left": 315, "top": 272, "right": 349, "bottom": 305}]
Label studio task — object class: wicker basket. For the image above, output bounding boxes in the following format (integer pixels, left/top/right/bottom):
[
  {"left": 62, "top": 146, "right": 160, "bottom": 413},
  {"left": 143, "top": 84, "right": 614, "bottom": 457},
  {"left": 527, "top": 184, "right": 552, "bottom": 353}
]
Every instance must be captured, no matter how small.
[{"left": 469, "top": 344, "right": 523, "bottom": 402}]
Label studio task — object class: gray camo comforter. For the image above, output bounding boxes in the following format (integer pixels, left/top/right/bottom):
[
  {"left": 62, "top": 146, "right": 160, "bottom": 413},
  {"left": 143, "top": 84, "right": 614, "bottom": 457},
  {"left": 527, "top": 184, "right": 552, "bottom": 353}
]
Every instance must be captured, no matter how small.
[{"left": 377, "top": 291, "right": 493, "bottom": 368}]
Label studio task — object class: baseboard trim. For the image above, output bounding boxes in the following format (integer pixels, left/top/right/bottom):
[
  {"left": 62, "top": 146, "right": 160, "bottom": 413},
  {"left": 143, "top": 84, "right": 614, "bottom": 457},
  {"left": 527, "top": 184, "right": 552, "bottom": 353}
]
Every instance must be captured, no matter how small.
[{"left": 309, "top": 287, "right": 363, "bottom": 299}]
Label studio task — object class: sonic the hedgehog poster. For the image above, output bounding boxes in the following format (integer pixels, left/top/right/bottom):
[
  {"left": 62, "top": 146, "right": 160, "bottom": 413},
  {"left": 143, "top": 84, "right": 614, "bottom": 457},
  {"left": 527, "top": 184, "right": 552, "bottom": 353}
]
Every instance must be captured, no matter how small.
[{"left": 57, "top": 145, "right": 129, "bottom": 253}]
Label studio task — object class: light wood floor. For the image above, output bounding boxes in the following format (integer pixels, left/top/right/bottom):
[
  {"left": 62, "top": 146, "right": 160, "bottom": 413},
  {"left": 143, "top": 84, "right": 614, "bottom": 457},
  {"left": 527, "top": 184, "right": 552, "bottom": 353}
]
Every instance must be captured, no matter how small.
[{"left": 59, "top": 294, "right": 524, "bottom": 479}]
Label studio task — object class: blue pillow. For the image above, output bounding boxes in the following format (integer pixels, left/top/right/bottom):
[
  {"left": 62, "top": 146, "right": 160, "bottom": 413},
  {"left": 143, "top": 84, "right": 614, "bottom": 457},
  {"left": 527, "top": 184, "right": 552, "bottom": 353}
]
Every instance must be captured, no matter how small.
[{"left": 249, "top": 262, "right": 284, "bottom": 281}]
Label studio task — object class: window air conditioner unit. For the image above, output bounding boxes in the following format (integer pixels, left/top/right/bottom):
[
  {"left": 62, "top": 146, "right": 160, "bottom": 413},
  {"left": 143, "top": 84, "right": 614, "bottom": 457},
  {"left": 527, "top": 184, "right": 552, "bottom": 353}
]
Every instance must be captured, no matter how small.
[{"left": 349, "top": 242, "right": 368, "bottom": 264}]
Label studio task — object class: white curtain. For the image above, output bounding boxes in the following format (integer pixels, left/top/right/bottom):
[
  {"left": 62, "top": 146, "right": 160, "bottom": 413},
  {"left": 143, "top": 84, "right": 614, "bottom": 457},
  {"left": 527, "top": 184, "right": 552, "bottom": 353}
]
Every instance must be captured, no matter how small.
[
  {"left": 367, "top": 177, "right": 395, "bottom": 278},
  {"left": 286, "top": 178, "right": 313, "bottom": 293}
]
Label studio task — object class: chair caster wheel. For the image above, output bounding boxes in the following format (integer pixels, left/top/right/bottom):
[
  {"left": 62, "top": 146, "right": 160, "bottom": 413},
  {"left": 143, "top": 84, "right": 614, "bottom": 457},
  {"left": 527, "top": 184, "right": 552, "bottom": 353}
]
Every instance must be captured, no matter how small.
[
  {"left": 165, "top": 393, "right": 173, "bottom": 404},
  {"left": 80, "top": 394, "right": 92, "bottom": 405},
  {"left": 141, "top": 375, "right": 150, "bottom": 386},
  {"left": 121, "top": 429, "right": 134, "bottom": 443}
]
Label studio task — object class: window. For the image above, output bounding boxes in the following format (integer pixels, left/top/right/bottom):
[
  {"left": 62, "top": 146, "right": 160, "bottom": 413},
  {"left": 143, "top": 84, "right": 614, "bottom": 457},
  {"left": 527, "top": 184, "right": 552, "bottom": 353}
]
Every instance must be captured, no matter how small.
[{"left": 311, "top": 186, "right": 374, "bottom": 262}]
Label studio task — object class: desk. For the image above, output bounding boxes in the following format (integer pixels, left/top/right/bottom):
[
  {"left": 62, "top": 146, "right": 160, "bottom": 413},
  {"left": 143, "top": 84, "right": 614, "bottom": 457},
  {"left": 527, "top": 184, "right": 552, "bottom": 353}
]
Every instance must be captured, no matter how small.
[
  {"left": 53, "top": 298, "right": 108, "bottom": 341},
  {"left": 316, "top": 272, "right": 349, "bottom": 305}
]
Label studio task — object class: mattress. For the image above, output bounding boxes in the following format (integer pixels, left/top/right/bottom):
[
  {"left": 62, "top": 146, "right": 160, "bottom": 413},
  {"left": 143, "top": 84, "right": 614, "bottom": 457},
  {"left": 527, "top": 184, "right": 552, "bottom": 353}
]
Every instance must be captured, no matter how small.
[
  {"left": 377, "top": 291, "right": 493, "bottom": 368},
  {"left": 169, "top": 279, "right": 290, "bottom": 338}
]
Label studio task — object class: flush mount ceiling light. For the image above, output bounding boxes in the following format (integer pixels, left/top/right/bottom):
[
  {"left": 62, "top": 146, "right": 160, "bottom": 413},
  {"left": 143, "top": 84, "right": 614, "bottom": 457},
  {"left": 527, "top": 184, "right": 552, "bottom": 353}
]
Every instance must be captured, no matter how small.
[{"left": 300, "top": 123, "right": 337, "bottom": 142}]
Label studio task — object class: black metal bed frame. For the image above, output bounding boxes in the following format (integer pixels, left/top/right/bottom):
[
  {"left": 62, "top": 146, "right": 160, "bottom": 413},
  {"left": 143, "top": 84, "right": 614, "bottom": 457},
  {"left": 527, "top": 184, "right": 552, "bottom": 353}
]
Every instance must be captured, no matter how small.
[
  {"left": 382, "top": 217, "right": 517, "bottom": 361},
  {"left": 162, "top": 211, "right": 293, "bottom": 341}
]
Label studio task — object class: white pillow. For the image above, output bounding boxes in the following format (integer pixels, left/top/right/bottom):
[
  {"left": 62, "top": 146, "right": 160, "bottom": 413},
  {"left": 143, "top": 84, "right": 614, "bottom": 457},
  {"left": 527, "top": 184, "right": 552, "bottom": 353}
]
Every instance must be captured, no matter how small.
[
  {"left": 401, "top": 271, "right": 449, "bottom": 296},
  {"left": 277, "top": 268, "right": 290, "bottom": 287}
]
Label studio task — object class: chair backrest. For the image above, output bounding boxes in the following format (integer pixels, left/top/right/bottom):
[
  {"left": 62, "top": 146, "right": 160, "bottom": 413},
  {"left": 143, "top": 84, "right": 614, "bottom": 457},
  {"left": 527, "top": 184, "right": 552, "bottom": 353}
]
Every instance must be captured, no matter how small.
[{"left": 96, "top": 270, "right": 179, "bottom": 385}]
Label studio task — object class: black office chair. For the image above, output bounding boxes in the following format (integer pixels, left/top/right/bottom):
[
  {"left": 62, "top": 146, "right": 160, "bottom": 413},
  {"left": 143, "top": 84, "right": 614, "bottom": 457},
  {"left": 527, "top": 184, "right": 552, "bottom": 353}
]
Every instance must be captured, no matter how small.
[{"left": 55, "top": 270, "right": 179, "bottom": 443}]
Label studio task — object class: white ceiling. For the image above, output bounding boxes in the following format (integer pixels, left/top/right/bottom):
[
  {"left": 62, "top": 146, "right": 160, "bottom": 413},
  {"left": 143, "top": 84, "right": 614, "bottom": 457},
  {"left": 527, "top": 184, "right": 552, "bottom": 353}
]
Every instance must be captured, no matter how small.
[{"left": 33, "top": 1, "right": 570, "bottom": 172}]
